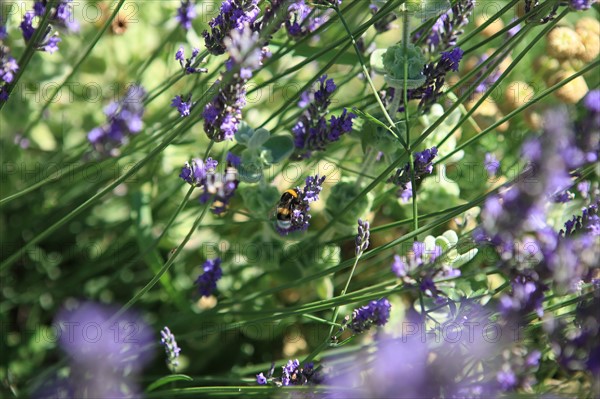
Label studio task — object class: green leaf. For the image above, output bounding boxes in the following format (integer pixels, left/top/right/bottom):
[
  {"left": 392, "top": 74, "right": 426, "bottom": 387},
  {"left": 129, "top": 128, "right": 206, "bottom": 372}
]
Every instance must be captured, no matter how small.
[
  {"left": 248, "top": 128, "right": 271, "bottom": 149},
  {"left": 234, "top": 122, "right": 254, "bottom": 146},
  {"left": 384, "top": 74, "right": 426, "bottom": 90},
  {"left": 146, "top": 374, "right": 193, "bottom": 392},
  {"left": 239, "top": 149, "right": 264, "bottom": 183},
  {"left": 261, "top": 135, "right": 295, "bottom": 164},
  {"left": 353, "top": 108, "right": 392, "bottom": 133},
  {"left": 370, "top": 49, "right": 387, "bottom": 74}
]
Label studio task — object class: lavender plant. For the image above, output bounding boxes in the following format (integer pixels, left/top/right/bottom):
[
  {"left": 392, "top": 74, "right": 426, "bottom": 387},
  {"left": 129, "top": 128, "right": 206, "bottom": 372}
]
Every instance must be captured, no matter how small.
[{"left": 1, "top": 0, "right": 599, "bottom": 398}]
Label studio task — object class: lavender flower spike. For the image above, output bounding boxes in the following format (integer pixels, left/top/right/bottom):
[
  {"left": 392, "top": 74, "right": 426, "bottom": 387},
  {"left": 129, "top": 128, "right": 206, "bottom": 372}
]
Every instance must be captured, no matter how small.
[
  {"left": 347, "top": 298, "right": 391, "bottom": 334},
  {"left": 355, "top": 219, "right": 370, "bottom": 256},
  {"left": 160, "top": 326, "right": 182, "bottom": 372},
  {"left": 195, "top": 258, "right": 223, "bottom": 297},
  {"left": 202, "top": 0, "right": 260, "bottom": 55}
]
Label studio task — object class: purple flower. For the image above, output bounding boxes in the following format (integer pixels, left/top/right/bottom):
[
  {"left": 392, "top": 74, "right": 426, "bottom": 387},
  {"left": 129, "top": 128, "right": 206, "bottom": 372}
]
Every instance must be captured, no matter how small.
[
  {"left": 560, "top": 202, "right": 599, "bottom": 237},
  {"left": 176, "top": 0, "right": 196, "bottom": 30},
  {"left": 256, "top": 373, "right": 267, "bottom": 385},
  {"left": 440, "top": 47, "right": 464, "bottom": 72},
  {"left": 355, "top": 219, "right": 370, "bottom": 256},
  {"left": 293, "top": 75, "right": 355, "bottom": 157},
  {"left": 391, "top": 241, "right": 455, "bottom": 298},
  {"left": 224, "top": 23, "right": 269, "bottom": 79},
  {"left": 87, "top": 85, "right": 146, "bottom": 156},
  {"left": 584, "top": 89, "right": 600, "bottom": 113},
  {"left": 20, "top": 1, "right": 78, "bottom": 52},
  {"left": 39, "top": 301, "right": 155, "bottom": 398},
  {"left": 202, "top": 0, "right": 260, "bottom": 55},
  {"left": 203, "top": 79, "right": 246, "bottom": 142},
  {"left": 276, "top": 175, "right": 325, "bottom": 235},
  {"left": 507, "top": 18, "right": 521, "bottom": 37},
  {"left": 347, "top": 298, "right": 391, "bottom": 334},
  {"left": 285, "top": 0, "right": 333, "bottom": 38},
  {"left": 195, "top": 258, "right": 223, "bottom": 297},
  {"left": 484, "top": 152, "right": 500, "bottom": 176},
  {"left": 569, "top": 0, "right": 597, "bottom": 10},
  {"left": 179, "top": 157, "right": 239, "bottom": 215},
  {"left": 497, "top": 368, "right": 517, "bottom": 391},
  {"left": 0, "top": 49, "right": 19, "bottom": 84},
  {"left": 20, "top": 12, "right": 36, "bottom": 41},
  {"left": 425, "top": 0, "right": 474, "bottom": 53},
  {"left": 171, "top": 95, "right": 192, "bottom": 117},
  {"left": 55, "top": 301, "right": 154, "bottom": 371},
  {"left": 257, "top": 359, "right": 318, "bottom": 387},
  {"left": 389, "top": 147, "right": 438, "bottom": 198},
  {"left": 0, "top": 25, "right": 6, "bottom": 40},
  {"left": 577, "top": 180, "right": 591, "bottom": 198},
  {"left": 160, "top": 326, "right": 181, "bottom": 372},
  {"left": 390, "top": 47, "right": 464, "bottom": 112},
  {"left": 43, "top": 35, "right": 61, "bottom": 54},
  {"left": 327, "top": 304, "right": 500, "bottom": 398},
  {"left": 176, "top": 46, "right": 208, "bottom": 75}
]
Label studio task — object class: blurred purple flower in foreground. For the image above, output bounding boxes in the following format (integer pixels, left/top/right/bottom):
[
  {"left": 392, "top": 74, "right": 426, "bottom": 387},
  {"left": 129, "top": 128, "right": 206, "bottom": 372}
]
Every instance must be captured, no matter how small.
[
  {"left": 35, "top": 301, "right": 154, "bottom": 398},
  {"left": 326, "top": 304, "right": 505, "bottom": 398}
]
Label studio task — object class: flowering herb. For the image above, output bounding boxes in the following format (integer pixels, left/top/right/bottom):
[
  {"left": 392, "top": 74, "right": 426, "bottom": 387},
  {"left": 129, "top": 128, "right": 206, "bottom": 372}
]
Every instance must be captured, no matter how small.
[
  {"left": 285, "top": 0, "right": 325, "bottom": 38},
  {"left": 179, "top": 156, "right": 239, "bottom": 215},
  {"left": 203, "top": 0, "right": 260, "bottom": 55},
  {"left": 424, "top": 0, "right": 474, "bottom": 53},
  {"left": 355, "top": 219, "right": 370, "bottom": 256},
  {"left": 171, "top": 95, "right": 192, "bottom": 117},
  {"left": 176, "top": 0, "right": 196, "bottom": 30},
  {"left": 276, "top": 175, "right": 325, "bottom": 235},
  {"left": 20, "top": 0, "right": 78, "bottom": 54},
  {"left": 0, "top": 46, "right": 18, "bottom": 102},
  {"left": 345, "top": 298, "right": 391, "bottom": 334},
  {"left": 195, "top": 258, "right": 223, "bottom": 297},
  {"left": 203, "top": 24, "right": 268, "bottom": 142},
  {"left": 257, "top": 359, "right": 319, "bottom": 386},
  {"left": 485, "top": 152, "right": 501, "bottom": 177},
  {"left": 384, "top": 47, "right": 464, "bottom": 112},
  {"left": 160, "top": 326, "right": 182, "bottom": 372},
  {"left": 292, "top": 75, "right": 356, "bottom": 158},
  {"left": 388, "top": 147, "right": 438, "bottom": 198},
  {"left": 87, "top": 85, "right": 146, "bottom": 156},
  {"left": 175, "top": 46, "right": 208, "bottom": 75}
]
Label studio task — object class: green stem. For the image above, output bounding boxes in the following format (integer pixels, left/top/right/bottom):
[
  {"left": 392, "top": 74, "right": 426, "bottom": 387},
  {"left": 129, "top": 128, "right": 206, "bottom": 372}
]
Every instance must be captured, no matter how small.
[
  {"left": 333, "top": 4, "right": 407, "bottom": 148},
  {"left": 400, "top": 6, "right": 418, "bottom": 238}
]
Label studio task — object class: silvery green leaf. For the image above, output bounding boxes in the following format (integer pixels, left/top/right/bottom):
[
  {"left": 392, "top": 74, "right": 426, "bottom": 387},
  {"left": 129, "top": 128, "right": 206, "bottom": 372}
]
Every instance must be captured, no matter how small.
[
  {"left": 454, "top": 248, "right": 479, "bottom": 268},
  {"left": 370, "top": 49, "right": 387, "bottom": 74},
  {"left": 261, "top": 135, "right": 294, "bottom": 164},
  {"left": 234, "top": 122, "right": 254, "bottom": 146},
  {"left": 248, "top": 127, "right": 271, "bottom": 149},
  {"left": 384, "top": 74, "right": 426, "bottom": 90}
]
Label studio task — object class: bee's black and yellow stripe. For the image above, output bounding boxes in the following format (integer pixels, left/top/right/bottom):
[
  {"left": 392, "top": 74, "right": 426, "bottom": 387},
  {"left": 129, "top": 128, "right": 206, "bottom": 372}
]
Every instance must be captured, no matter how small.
[{"left": 276, "top": 188, "right": 300, "bottom": 223}]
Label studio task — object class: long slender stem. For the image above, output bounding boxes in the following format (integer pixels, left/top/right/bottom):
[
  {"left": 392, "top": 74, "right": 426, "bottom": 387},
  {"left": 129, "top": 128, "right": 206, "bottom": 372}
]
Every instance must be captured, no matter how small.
[
  {"left": 333, "top": 4, "right": 407, "bottom": 148},
  {"left": 400, "top": 6, "right": 419, "bottom": 238}
]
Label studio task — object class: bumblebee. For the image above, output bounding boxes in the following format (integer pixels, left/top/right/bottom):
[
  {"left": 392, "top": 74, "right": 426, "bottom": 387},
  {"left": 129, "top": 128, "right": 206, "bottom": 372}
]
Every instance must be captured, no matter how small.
[{"left": 276, "top": 188, "right": 301, "bottom": 230}]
